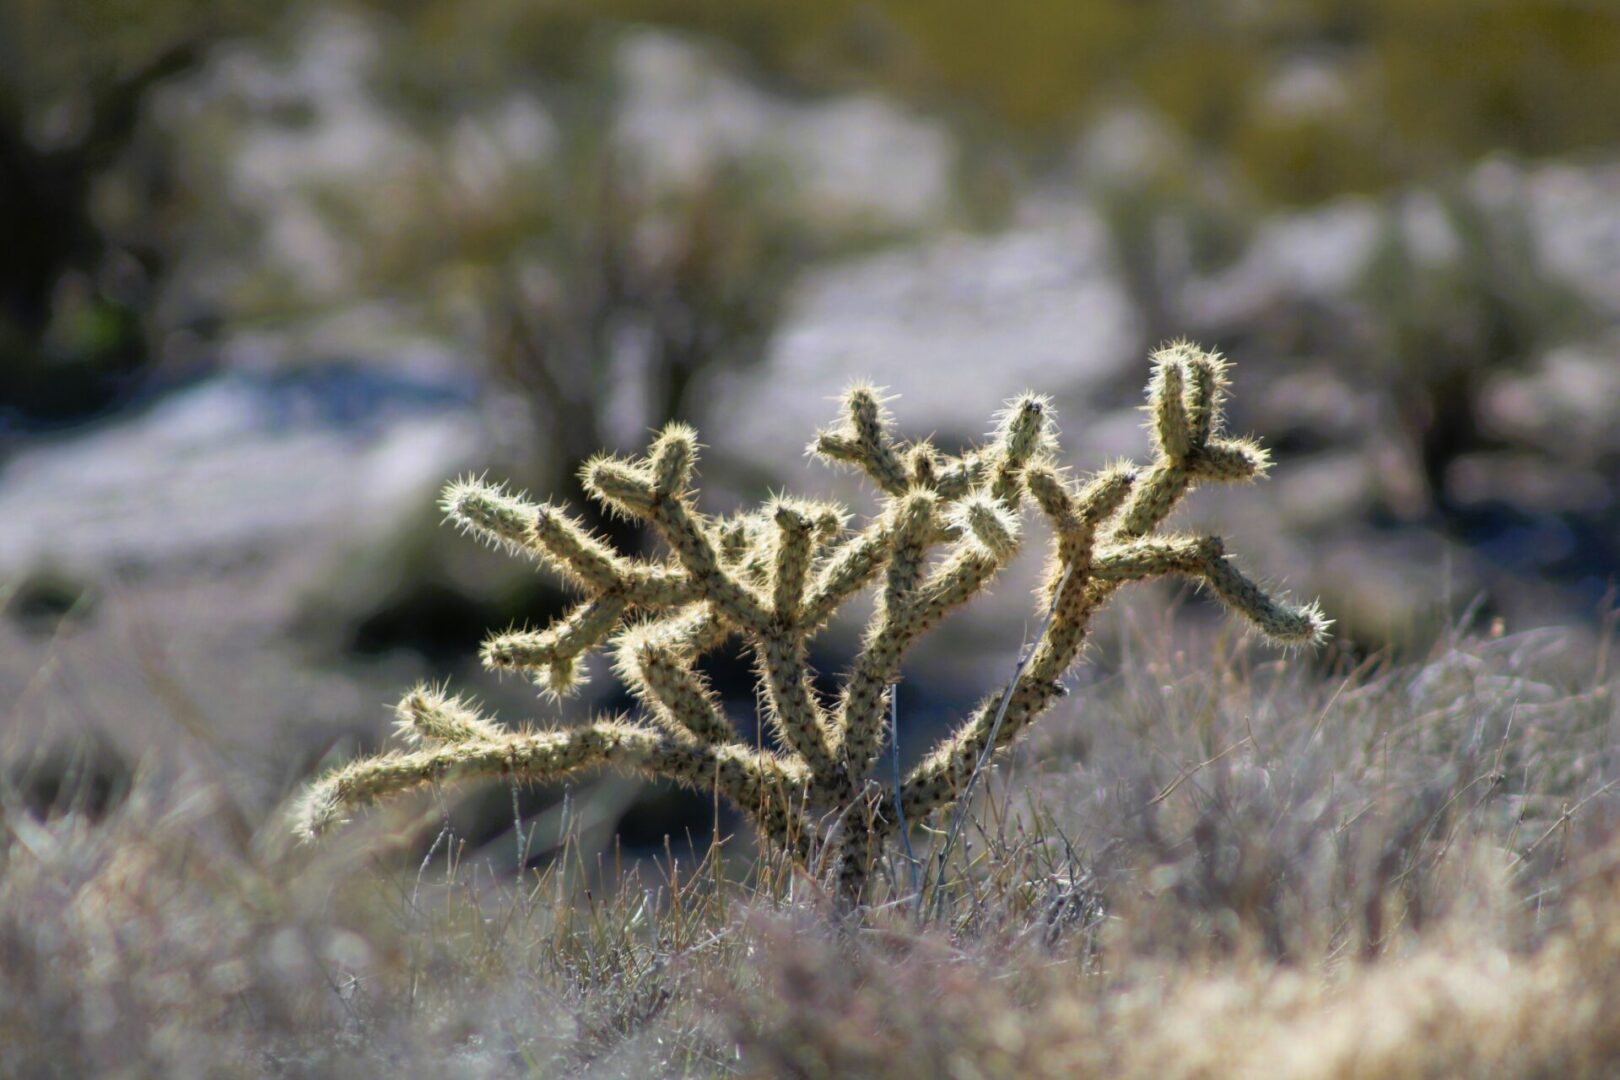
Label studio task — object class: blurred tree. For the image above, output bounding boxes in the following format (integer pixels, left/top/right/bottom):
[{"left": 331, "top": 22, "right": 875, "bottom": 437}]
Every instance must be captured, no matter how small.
[
  {"left": 1360, "top": 182, "right": 1592, "bottom": 514},
  {"left": 0, "top": 0, "right": 274, "bottom": 426},
  {"left": 485, "top": 144, "right": 811, "bottom": 514},
  {"left": 306, "top": 83, "right": 817, "bottom": 528}
]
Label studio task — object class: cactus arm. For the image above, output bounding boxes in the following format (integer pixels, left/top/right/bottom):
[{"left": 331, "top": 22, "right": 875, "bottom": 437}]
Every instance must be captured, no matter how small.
[
  {"left": 1109, "top": 343, "right": 1240, "bottom": 541},
  {"left": 837, "top": 492, "right": 1024, "bottom": 780},
  {"left": 1197, "top": 550, "right": 1330, "bottom": 644},
  {"left": 809, "top": 384, "right": 910, "bottom": 496},
  {"left": 986, "top": 394, "right": 1054, "bottom": 508},
  {"left": 769, "top": 503, "right": 816, "bottom": 621},
  {"left": 755, "top": 631, "right": 838, "bottom": 782},
  {"left": 799, "top": 522, "right": 892, "bottom": 634},
  {"left": 582, "top": 443, "right": 771, "bottom": 634},
  {"left": 293, "top": 719, "right": 804, "bottom": 841},
  {"left": 615, "top": 631, "right": 737, "bottom": 746},
  {"left": 394, "top": 684, "right": 508, "bottom": 747},
  {"left": 932, "top": 451, "right": 989, "bottom": 502},
  {"left": 833, "top": 491, "right": 937, "bottom": 779},
  {"left": 1092, "top": 535, "right": 1219, "bottom": 581}
]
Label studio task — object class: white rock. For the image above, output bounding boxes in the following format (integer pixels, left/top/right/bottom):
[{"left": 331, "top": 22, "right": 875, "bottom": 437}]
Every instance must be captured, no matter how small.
[
  {"left": 613, "top": 30, "right": 955, "bottom": 229},
  {"left": 0, "top": 371, "right": 485, "bottom": 578},
  {"left": 711, "top": 199, "right": 1139, "bottom": 471}
]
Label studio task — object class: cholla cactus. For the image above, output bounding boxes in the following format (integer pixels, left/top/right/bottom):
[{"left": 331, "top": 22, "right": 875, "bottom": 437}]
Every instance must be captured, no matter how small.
[{"left": 294, "top": 343, "right": 1328, "bottom": 904}]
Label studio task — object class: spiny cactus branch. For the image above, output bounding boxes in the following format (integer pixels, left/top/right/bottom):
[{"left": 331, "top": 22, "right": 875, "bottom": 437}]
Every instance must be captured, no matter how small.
[{"left": 296, "top": 342, "right": 1329, "bottom": 910}]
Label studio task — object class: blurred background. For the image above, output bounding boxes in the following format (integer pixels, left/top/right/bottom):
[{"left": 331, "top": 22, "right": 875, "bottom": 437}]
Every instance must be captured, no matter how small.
[{"left": 3, "top": 0, "right": 1617, "bottom": 847}]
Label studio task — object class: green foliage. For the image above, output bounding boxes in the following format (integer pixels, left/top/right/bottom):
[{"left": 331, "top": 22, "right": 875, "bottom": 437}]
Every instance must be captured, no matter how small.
[{"left": 296, "top": 344, "right": 1327, "bottom": 905}]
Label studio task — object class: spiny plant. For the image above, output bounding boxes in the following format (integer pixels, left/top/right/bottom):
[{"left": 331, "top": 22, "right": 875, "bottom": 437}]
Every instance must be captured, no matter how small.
[{"left": 294, "top": 343, "right": 1328, "bottom": 904}]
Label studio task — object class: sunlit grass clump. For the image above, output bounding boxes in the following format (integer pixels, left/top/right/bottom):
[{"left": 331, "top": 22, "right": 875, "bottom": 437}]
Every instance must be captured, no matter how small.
[{"left": 294, "top": 342, "right": 1327, "bottom": 905}]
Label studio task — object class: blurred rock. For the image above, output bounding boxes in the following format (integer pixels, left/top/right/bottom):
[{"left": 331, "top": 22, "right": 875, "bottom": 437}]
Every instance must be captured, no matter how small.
[
  {"left": 1250, "top": 369, "right": 1377, "bottom": 453},
  {"left": 712, "top": 196, "right": 1139, "bottom": 472},
  {"left": 1181, "top": 199, "right": 1380, "bottom": 327},
  {"left": 0, "top": 363, "right": 484, "bottom": 580},
  {"left": 1483, "top": 342, "right": 1620, "bottom": 464},
  {"left": 0, "top": 361, "right": 493, "bottom": 790},
  {"left": 1183, "top": 158, "right": 1620, "bottom": 337},
  {"left": 1519, "top": 163, "right": 1620, "bottom": 318},
  {"left": 1269, "top": 451, "right": 1377, "bottom": 530}
]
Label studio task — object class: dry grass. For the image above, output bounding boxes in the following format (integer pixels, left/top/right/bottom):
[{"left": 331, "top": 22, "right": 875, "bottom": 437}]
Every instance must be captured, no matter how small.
[{"left": 3, "top": 608, "right": 1618, "bottom": 1077}]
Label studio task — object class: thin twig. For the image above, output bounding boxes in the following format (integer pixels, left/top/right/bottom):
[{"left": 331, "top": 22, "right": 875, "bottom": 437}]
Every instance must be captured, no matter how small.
[
  {"left": 1148, "top": 736, "right": 1253, "bottom": 806},
  {"left": 412, "top": 789, "right": 453, "bottom": 911},
  {"left": 1510, "top": 777, "right": 1620, "bottom": 872},
  {"left": 888, "top": 687, "right": 923, "bottom": 911},
  {"left": 930, "top": 564, "right": 1074, "bottom": 919}
]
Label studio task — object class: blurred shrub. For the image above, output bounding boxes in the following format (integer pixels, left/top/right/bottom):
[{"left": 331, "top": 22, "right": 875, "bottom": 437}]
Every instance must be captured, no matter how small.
[
  {"left": 313, "top": 99, "right": 820, "bottom": 501},
  {"left": 1081, "top": 118, "right": 1256, "bottom": 350},
  {"left": 1359, "top": 179, "right": 1592, "bottom": 512},
  {"left": 5, "top": 566, "right": 99, "bottom": 635},
  {"left": 1, "top": 734, "right": 130, "bottom": 825},
  {"left": 530, "top": 0, "right": 1620, "bottom": 204},
  {"left": 0, "top": 0, "right": 274, "bottom": 425},
  {"left": 483, "top": 149, "right": 813, "bottom": 497}
]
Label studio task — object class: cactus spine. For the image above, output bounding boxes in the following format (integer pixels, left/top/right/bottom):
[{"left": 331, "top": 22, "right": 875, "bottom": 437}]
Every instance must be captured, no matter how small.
[{"left": 294, "top": 343, "right": 1329, "bottom": 905}]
